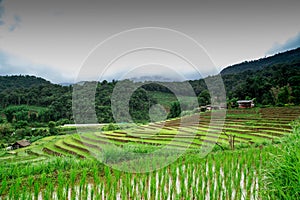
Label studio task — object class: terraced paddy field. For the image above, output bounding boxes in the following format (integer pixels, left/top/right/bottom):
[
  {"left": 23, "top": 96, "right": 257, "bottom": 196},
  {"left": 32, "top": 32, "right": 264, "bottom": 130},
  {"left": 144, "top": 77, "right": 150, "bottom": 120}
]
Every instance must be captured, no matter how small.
[
  {"left": 38, "top": 107, "right": 300, "bottom": 160},
  {"left": 1, "top": 107, "right": 299, "bottom": 164},
  {"left": 1, "top": 106, "right": 300, "bottom": 199}
]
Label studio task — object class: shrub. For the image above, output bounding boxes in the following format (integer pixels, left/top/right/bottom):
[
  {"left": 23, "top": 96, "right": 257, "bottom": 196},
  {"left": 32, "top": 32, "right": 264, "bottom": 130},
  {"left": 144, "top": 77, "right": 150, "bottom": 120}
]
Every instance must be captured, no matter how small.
[
  {"left": 14, "top": 120, "right": 29, "bottom": 129},
  {"left": 15, "top": 129, "right": 29, "bottom": 138},
  {"left": 29, "top": 135, "right": 44, "bottom": 143},
  {"left": 262, "top": 119, "right": 300, "bottom": 199},
  {"left": 56, "top": 118, "right": 71, "bottom": 126},
  {"left": 0, "top": 124, "right": 13, "bottom": 137},
  {"left": 48, "top": 121, "right": 58, "bottom": 135},
  {"left": 102, "top": 123, "right": 119, "bottom": 131}
]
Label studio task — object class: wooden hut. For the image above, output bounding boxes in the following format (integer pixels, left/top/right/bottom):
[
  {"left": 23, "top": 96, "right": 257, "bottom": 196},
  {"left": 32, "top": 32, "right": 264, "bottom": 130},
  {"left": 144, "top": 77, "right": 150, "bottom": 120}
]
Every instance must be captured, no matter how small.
[
  {"left": 12, "top": 140, "right": 31, "bottom": 149},
  {"left": 237, "top": 100, "right": 254, "bottom": 108}
]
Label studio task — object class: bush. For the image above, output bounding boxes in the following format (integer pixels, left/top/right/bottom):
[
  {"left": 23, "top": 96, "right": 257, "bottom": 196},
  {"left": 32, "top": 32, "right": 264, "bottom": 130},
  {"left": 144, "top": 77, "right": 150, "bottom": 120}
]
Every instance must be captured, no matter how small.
[
  {"left": 15, "top": 128, "right": 31, "bottom": 137},
  {"left": 48, "top": 121, "right": 58, "bottom": 135},
  {"left": 102, "top": 123, "right": 120, "bottom": 131},
  {"left": 29, "top": 135, "right": 44, "bottom": 143},
  {"left": 262, "top": 120, "right": 300, "bottom": 199},
  {"left": 14, "top": 120, "right": 29, "bottom": 129},
  {"left": 0, "top": 124, "right": 13, "bottom": 137},
  {"left": 56, "top": 118, "right": 71, "bottom": 126}
]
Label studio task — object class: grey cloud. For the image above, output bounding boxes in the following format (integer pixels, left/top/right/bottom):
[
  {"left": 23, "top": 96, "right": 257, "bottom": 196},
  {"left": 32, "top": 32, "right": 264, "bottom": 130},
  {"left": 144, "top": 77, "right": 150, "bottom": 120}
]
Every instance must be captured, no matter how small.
[
  {"left": 0, "top": 50, "right": 70, "bottom": 83},
  {"left": 0, "top": 0, "right": 4, "bottom": 26},
  {"left": 9, "top": 15, "right": 21, "bottom": 31},
  {"left": 266, "top": 32, "right": 300, "bottom": 55}
]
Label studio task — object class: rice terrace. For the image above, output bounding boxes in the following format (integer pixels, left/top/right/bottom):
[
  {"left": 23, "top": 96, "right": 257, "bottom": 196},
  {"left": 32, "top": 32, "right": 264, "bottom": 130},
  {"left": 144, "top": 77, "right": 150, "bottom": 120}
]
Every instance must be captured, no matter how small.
[{"left": 1, "top": 106, "right": 300, "bottom": 199}]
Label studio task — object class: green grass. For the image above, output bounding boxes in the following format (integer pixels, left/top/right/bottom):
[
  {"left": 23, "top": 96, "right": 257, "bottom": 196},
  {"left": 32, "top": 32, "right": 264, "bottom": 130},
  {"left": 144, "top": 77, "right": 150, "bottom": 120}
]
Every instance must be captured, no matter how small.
[{"left": 261, "top": 121, "right": 300, "bottom": 199}]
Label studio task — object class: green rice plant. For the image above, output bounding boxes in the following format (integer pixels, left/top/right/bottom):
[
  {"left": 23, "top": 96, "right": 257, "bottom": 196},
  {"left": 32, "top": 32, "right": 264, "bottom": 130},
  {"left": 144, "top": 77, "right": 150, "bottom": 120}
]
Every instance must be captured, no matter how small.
[
  {"left": 27, "top": 175, "right": 34, "bottom": 190},
  {"left": 208, "top": 159, "right": 214, "bottom": 199},
  {"left": 197, "top": 164, "right": 203, "bottom": 195},
  {"left": 84, "top": 183, "right": 89, "bottom": 200},
  {"left": 46, "top": 179, "right": 54, "bottom": 200},
  {"left": 70, "top": 168, "right": 77, "bottom": 188},
  {"left": 150, "top": 175, "right": 156, "bottom": 199},
  {"left": 21, "top": 187, "right": 28, "bottom": 200},
  {"left": 180, "top": 173, "right": 185, "bottom": 198},
  {"left": 227, "top": 170, "right": 233, "bottom": 199},
  {"left": 64, "top": 179, "right": 70, "bottom": 200},
  {"left": 246, "top": 166, "right": 254, "bottom": 199},
  {"left": 40, "top": 172, "right": 47, "bottom": 186},
  {"left": 187, "top": 166, "right": 193, "bottom": 191},
  {"left": 13, "top": 178, "right": 21, "bottom": 200},
  {"left": 121, "top": 185, "right": 127, "bottom": 200},
  {"left": 43, "top": 189, "right": 50, "bottom": 200},
  {"left": 237, "top": 162, "right": 243, "bottom": 199},
  {"left": 0, "top": 177, "right": 7, "bottom": 196},
  {"left": 243, "top": 165, "right": 247, "bottom": 189},
  {"left": 90, "top": 187, "right": 94, "bottom": 200},
  {"left": 203, "top": 167, "right": 208, "bottom": 198},
  {"left": 97, "top": 183, "right": 103, "bottom": 200},
  {"left": 34, "top": 181, "right": 39, "bottom": 200},
  {"left": 79, "top": 168, "right": 88, "bottom": 198},
  {"left": 169, "top": 182, "right": 174, "bottom": 200},
  {"left": 57, "top": 172, "right": 64, "bottom": 200},
  {"left": 217, "top": 168, "right": 223, "bottom": 200},
  {"left": 8, "top": 184, "right": 13, "bottom": 200}
]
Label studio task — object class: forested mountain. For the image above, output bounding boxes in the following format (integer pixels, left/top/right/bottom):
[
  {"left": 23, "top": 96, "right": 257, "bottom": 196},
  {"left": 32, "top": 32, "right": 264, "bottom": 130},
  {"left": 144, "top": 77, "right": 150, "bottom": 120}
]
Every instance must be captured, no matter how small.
[
  {"left": 0, "top": 47, "right": 300, "bottom": 127},
  {"left": 0, "top": 75, "right": 51, "bottom": 92},
  {"left": 221, "top": 47, "right": 300, "bottom": 75},
  {"left": 221, "top": 62, "right": 300, "bottom": 105}
]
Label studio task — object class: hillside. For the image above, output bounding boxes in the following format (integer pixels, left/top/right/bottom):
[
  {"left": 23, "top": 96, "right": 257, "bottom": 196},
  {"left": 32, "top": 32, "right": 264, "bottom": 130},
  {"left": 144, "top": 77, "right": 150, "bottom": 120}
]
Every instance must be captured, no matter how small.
[
  {"left": 0, "top": 75, "right": 51, "bottom": 92},
  {"left": 220, "top": 47, "right": 300, "bottom": 75}
]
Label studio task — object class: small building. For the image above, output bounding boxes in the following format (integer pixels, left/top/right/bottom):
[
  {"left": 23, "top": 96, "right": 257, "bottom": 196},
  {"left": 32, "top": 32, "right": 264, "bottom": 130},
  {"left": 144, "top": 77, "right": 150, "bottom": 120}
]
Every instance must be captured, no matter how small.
[
  {"left": 220, "top": 103, "right": 227, "bottom": 109},
  {"left": 206, "top": 105, "right": 212, "bottom": 111},
  {"left": 197, "top": 103, "right": 227, "bottom": 112},
  {"left": 237, "top": 100, "right": 254, "bottom": 108},
  {"left": 12, "top": 140, "right": 31, "bottom": 150}
]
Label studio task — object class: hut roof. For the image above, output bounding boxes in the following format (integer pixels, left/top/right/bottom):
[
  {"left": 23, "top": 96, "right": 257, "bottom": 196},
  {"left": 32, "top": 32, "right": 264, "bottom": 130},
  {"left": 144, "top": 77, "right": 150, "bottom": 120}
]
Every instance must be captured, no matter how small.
[
  {"left": 14, "top": 140, "right": 31, "bottom": 147},
  {"left": 237, "top": 100, "right": 253, "bottom": 103}
]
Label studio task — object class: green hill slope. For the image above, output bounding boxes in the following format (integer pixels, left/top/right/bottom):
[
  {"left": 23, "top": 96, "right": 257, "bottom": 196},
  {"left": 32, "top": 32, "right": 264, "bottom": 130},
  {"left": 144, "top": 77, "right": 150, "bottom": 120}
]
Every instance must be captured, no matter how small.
[
  {"left": 220, "top": 47, "right": 300, "bottom": 75},
  {"left": 0, "top": 75, "right": 51, "bottom": 92}
]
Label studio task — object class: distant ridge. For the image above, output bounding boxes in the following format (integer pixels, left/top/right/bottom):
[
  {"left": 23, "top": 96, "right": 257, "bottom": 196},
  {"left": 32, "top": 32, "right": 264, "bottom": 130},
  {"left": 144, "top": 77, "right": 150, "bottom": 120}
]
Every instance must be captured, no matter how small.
[
  {"left": 220, "top": 47, "right": 300, "bottom": 75},
  {"left": 59, "top": 82, "right": 73, "bottom": 86},
  {"left": 0, "top": 75, "right": 51, "bottom": 92}
]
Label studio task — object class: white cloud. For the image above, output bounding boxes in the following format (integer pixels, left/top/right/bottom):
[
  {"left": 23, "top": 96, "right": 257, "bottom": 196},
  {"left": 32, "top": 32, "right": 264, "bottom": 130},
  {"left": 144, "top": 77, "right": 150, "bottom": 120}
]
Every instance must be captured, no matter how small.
[
  {"left": 0, "top": 50, "right": 71, "bottom": 83},
  {"left": 266, "top": 32, "right": 300, "bottom": 55}
]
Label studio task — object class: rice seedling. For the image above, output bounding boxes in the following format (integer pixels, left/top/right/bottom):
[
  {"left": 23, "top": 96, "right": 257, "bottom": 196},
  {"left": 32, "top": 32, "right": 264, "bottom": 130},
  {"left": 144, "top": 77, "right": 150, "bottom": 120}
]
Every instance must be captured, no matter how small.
[{"left": 34, "top": 181, "right": 39, "bottom": 200}]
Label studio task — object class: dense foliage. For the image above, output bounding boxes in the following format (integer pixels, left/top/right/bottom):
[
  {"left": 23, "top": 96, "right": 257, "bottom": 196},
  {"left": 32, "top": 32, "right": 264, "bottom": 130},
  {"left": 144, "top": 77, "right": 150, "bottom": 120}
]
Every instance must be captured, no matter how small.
[
  {"left": 0, "top": 75, "right": 51, "bottom": 92},
  {"left": 222, "top": 62, "right": 300, "bottom": 106}
]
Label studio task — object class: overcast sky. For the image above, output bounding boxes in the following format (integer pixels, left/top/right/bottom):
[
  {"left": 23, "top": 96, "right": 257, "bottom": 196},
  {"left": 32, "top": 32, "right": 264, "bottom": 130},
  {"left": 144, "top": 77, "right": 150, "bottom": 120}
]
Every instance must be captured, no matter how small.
[{"left": 0, "top": 0, "right": 300, "bottom": 83}]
